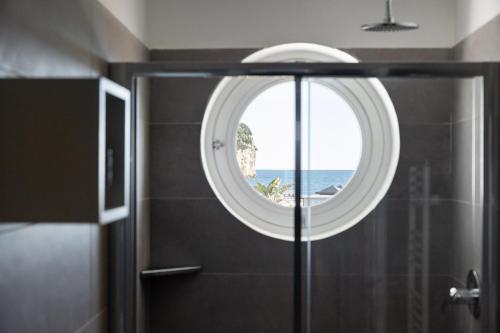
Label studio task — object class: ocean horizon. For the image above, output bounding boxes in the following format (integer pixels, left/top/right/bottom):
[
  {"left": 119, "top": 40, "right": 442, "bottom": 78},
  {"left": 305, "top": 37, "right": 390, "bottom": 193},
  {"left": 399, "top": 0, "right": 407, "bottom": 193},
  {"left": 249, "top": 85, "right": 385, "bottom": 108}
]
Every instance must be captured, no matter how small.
[{"left": 244, "top": 169, "right": 355, "bottom": 196}]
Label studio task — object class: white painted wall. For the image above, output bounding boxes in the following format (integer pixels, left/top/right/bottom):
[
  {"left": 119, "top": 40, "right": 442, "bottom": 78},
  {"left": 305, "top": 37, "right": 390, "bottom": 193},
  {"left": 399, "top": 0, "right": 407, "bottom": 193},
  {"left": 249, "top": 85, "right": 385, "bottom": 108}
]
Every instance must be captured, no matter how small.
[
  {"left": 455, "top": 0, "right": 500, "bottom": 42},
  {"left": 97, "top": 0, "right": 500, "bottom": 50},
  {"left": 98, "top": 0, "right": 147, "bottom": 42},
  {"left": 145, "top": 0, "right": 456, "bottom": 49}
]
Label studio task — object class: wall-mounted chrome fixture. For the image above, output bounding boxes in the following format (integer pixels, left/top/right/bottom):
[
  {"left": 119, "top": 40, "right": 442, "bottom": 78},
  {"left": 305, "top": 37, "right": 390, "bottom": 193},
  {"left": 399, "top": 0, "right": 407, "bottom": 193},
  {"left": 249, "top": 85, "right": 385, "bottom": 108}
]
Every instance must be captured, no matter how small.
[
  {"left": 449, "top": 270, "right": 481, "bottom": 318},
  {"left": 361, "top": 0, "right": 419, "bottom": 32}
]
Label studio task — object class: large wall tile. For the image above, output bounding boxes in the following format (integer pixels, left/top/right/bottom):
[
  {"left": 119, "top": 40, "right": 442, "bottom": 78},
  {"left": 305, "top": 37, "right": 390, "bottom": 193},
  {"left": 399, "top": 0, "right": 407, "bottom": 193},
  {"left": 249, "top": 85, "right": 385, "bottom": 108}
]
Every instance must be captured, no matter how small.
[
  {"left": 150, "top": 78, "right": 220, "bottom": 123},
  {"left": 387, "top": 123, "right": 452, "bottom": 200},
  {"left": 0, "top": 224, "right": 92, "bottom": 333},
  {"left": 150, "top": 49, "right": 256, "bottom": 62},
  {"left": 382, "top": 78, "right": 454, "bottom": 125},
  {"left": 150, "top": 124, "right": 214, "bottom": 198},
  {"left": 372, "top": 199, "right": 456, "bottom": 277},
  {"left": 149, "top": 274, "right": 293, "bottom": 333},
  {"left": 311, "top": 214, "right": 376, "bottom": 277},
  {"left": 150, "top": 198, "right": 294, "bottom": 274}
]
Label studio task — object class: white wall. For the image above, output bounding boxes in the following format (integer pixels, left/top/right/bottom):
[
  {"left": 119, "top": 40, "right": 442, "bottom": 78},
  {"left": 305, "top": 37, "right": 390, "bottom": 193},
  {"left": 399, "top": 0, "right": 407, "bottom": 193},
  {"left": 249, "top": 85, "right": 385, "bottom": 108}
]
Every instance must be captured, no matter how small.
[
  {"left": 455, "top": 0, "right": 500, "bottom": 42},
  {"left": 145, "top": 0, "right": 456, "bottom": 49},
  {"left": 98, "top": 0, "right": 147, "bottom": 42},
  {"left": 97, "top": 0, "right": 500, "bottom": 50}
]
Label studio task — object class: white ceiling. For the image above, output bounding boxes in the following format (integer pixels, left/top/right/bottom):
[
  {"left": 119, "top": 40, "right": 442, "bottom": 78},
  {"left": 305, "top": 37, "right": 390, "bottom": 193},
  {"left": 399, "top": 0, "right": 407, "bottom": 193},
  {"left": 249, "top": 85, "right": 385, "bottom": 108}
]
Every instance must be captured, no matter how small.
[{"left": 99, "top": 0, "right": 500, "bottom": 49}]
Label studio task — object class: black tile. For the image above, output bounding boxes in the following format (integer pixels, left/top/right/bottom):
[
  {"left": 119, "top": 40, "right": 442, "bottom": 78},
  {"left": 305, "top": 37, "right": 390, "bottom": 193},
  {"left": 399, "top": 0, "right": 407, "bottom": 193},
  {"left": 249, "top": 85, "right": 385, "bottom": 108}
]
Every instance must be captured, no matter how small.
[
  {"left": 149, "top": 274, "right": 294, "bottom": 333},
  {"left": 150, "top": 196, "right": 460, "bottom": 279},
  {"left": 379, "top": 276, "right": 409, "bottom": 333},
  {"left": 309, "top": 275, "right": 340, "bottom": 332},
  {"left": 335, "top": 275, "right": 375, "bottom": 333},
  {"left": 398, "top": 123, "right": 451, "bottom": 165},
  {"left": 371, "top": 199, "right": 410, "bottom": 276},
  {"left": 149, "top": 49, "right": 258, "bottom": 124},
  {"left": 150, "top": 49, "right": 256, "bottom": 62},
  {"left": 0, "top": 224, "right": 92, "bottom": 333},
  {"left": 382, "top": 78, "right": 454, "bottom": 125},
  {"left": 428, "top": 201, "right": 456, "bottom": 276},
  {"left": 150, "top": 124, "right": 215, "bottom": 198},
  {"left": 370, "top": 199, "right": 457, "bottom": 277},
  {"left": 150, "top": 198, "right": 294, "bottom": 274},
  {"left": 311, "top": 215, "right": 376, "bottom": 277},
  {"left": 150, "top": 78, "right": 220, "bottom": 123},
  {"left": 387, "top": 123, "right": 452, "bottom": 200}
]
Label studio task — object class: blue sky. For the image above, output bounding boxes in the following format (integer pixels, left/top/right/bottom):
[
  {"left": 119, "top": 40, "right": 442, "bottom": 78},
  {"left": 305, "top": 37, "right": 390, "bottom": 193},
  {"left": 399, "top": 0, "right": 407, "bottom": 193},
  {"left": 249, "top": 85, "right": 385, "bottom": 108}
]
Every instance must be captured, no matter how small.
[{"left": 239, "top": 81, "right": 362, "bottom": 170}]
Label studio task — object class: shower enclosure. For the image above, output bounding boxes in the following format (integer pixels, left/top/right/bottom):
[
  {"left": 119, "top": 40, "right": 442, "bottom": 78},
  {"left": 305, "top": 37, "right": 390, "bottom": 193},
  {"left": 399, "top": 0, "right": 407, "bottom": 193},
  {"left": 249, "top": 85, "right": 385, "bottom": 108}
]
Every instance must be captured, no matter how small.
[{"left": 112, "top": 61, "right": 499, "bottom": 333}]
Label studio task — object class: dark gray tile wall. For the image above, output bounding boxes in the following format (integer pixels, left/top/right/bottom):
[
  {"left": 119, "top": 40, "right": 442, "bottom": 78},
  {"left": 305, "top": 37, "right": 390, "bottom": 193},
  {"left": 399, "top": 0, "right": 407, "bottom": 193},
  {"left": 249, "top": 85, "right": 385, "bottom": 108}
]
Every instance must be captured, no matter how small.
[
  {"left": 0, "top": 1, "right": 147, "bottom": 333},
  {"left": 148, "top": 49, "right": 474, "bottom": 333}
]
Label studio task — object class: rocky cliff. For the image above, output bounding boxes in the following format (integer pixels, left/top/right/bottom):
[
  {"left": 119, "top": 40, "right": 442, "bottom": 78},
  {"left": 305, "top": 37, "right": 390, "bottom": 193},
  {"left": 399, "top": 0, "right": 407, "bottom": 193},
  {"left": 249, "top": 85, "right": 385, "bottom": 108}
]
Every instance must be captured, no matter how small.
[
  {"left": 236, "top": 123, "right": 257, "bottom": 178},
  {"left": 237, "top": 147, "right": 256, "bottom": 178}
]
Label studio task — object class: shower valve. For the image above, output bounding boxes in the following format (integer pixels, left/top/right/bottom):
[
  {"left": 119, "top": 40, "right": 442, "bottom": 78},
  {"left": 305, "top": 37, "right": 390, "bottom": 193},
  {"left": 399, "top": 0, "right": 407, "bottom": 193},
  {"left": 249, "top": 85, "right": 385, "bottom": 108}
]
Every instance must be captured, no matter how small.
[
  {"left": 448, "top": 270, "right": 481, "bottom": 318},
  {"left": 449, "top": 287, "right": 480, "bottom": 303}
]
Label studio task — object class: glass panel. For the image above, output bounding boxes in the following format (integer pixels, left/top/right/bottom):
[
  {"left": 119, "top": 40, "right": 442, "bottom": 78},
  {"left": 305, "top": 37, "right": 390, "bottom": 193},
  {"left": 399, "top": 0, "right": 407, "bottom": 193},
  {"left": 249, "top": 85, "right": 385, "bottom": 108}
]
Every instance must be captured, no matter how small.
[{"left": 305, "top": 76, "right": 484, "bottom": 333}]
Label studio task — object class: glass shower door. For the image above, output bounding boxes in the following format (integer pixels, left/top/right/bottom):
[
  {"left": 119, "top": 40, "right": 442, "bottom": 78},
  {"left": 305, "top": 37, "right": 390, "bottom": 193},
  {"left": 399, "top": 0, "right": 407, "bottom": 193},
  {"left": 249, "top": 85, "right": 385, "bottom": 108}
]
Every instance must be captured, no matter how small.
[{"left": 302, "top": 74, "right": 487, "bottom": 333}]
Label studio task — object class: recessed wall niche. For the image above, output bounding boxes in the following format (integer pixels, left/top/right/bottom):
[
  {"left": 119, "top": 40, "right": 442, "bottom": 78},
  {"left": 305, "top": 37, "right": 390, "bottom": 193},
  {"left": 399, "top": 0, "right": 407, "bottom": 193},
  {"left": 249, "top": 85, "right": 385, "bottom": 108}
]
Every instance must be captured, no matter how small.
[{"left": 0, "top": 78, "right": 130, "bottom": 224}]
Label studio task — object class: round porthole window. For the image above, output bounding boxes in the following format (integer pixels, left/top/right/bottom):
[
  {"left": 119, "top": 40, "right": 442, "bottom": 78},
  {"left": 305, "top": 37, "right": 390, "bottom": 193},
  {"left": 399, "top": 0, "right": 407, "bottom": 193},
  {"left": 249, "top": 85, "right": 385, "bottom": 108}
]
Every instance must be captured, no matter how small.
[{"left": 201, "top": 43, "right": 399, "bottom": 241}]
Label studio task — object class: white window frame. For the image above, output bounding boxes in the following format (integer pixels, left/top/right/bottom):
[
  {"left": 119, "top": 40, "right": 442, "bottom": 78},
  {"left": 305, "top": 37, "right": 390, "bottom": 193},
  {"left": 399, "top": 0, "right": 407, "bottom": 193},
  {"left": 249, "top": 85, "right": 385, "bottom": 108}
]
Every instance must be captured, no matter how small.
[{"left": 201, "top": 43, "right": 400, "bottom": 241}]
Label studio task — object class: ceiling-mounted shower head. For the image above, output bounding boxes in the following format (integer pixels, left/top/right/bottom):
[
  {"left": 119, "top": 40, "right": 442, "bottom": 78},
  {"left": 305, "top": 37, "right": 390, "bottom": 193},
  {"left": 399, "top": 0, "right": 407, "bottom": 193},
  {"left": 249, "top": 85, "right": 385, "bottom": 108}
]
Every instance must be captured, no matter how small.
[{"left": 361, "top": 0, "right": 419, "bottom": 32}]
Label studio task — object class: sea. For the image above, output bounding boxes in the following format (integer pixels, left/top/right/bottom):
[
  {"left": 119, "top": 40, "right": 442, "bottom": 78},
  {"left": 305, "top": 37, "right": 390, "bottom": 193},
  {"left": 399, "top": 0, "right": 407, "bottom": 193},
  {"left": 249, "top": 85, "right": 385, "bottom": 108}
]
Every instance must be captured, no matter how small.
[{"left": 245, "top": 170, "right": 355, "bottom": 196}]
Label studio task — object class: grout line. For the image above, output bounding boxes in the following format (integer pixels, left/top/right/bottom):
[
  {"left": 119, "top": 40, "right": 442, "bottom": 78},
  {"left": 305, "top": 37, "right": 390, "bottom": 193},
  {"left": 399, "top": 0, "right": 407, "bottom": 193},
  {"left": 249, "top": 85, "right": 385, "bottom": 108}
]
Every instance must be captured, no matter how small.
[
  {"left": 150, "top": 196, "right": 216, "bottom": 201},
  {"left": 149, "top": 122, "right": 202, "bottom": 126},
  {"left": 148, "top": 197, "right": 478, "bottom": 204},
  {"left": 398, "top": 121, "right": 454, "bottom": 126},
  {"left": 384, "top": 197, "right": 476, "bottom": 205}
]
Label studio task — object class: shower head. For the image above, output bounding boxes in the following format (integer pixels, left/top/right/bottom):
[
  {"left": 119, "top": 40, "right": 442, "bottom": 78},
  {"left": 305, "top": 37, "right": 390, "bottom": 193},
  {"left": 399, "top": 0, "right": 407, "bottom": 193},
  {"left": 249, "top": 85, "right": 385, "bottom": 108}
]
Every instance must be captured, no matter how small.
[
  {"left": 361, "top": 0, "right": 419, "bottom": 32},
  {"left": 361, "top": 21, "right": 419, "bottom": 32}
]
